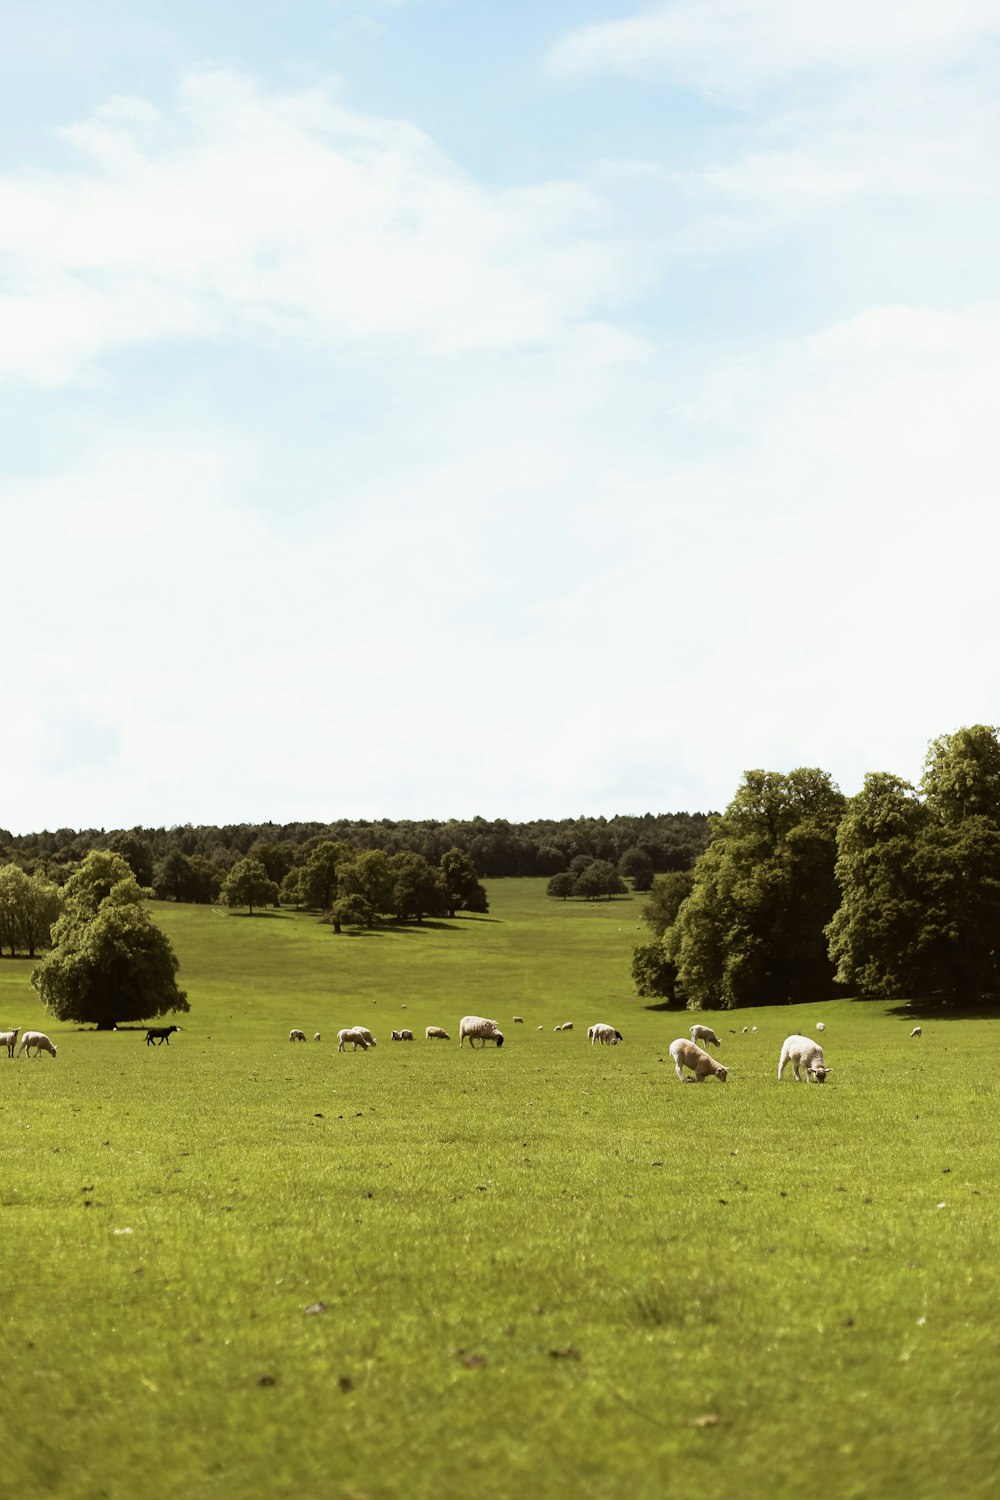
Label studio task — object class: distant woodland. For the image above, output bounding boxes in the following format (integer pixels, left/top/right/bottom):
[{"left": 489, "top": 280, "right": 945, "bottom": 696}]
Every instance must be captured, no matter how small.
[{"left": 0, "top": 813, "right": 711, "bottom": 897}]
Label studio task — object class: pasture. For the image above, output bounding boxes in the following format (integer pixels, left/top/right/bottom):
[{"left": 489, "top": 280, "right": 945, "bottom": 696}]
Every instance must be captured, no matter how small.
[{"left": 1, "top": 879, "right": 998, "bottom": 1499}]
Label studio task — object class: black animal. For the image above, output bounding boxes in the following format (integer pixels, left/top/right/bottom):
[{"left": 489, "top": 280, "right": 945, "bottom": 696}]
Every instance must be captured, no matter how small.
[{"left": 145, "top": 1025, "right": 180, "bottom": 1046}]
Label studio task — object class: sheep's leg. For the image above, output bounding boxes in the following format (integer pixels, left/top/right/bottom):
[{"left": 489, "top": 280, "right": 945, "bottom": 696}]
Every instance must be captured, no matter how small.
[{"left": 674, "top": 1062, "right": 686, "bottom": 1082}]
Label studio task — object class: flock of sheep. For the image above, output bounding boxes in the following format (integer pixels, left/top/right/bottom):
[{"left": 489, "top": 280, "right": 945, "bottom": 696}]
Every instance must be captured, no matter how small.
[
  {"left": 287, "top": 1014, "right": 927, "bottom": 1083},
  {"left": 0, "top": 1015, "right": 926, "bottom": 1074}
]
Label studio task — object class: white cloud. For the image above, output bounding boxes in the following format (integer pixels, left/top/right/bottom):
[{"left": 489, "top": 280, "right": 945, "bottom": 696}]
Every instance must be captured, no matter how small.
[
  {"left": 0, "top": 69, "right": 641, "bottom": 386},
  {"left": 549, "top": 0, "right": 1000, "bottom": 94}
]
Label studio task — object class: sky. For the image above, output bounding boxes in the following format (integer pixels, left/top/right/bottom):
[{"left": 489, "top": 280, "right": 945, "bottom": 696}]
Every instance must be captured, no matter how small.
[{"left": 3, "top": 0, "right": 1000, "bottom": 833}]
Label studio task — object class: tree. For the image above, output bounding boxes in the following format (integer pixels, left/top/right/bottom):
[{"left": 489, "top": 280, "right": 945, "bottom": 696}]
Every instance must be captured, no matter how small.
[
  {"left": 337, "top": 850, "right": 395, "bottom": 917},
  {"left": 330, "top": 894, "right": 373, "bottom": 933},
  {"left": 389, "top": 852, "right": 449, "bottom": 922},
  {"left": 440, "top": 848, "right": 488, "bottom": 916},
  {"left": 825, "top": 773, "right": 930, "bottom": 998},
  {"left": 298, "top": 841, "right": 350, "bottom": 910},
  {"left": 619, "top": 846, "right": 654, "bottom": 891},
  {"left": 220, "top": 858, "right": 280, "bottom": 915},
  {"left": 666, "top": 768, "right": 846, "bottom": 1008},
  {"left": 109, "top": 831, "right": 154, "bottom": 888},
  {"left": 32, "top": 853, "right": 187, "bottom": 1029},
  {"left": 631, "top": 943, "right": 685, "bottom": 1006},
  {"left": 546, "top": 872, "right": 576, "bottom": 900},
  {"left": 921, "top": 725, "right": 1000, "bottom": 823},
  {"left": 573, "top": 860, "right": 627, "bottom": 900},
  {"left": 0, "top": 864, "right": 62, "bottom": 956},
  {"left": 641, "top": 871, "right": 694, "bottom": 938}
]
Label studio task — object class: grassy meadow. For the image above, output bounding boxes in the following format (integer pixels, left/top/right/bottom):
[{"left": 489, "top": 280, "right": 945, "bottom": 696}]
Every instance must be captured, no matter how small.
[{"left": 1, "top": 879, "right": 998, "bottom": 1499}]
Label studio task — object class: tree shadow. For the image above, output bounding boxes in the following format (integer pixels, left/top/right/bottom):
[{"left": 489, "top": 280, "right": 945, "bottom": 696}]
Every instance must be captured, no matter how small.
[
  {"left": 227, "top": 910, "right": 293, "bottom": 920},
  {"left": 643, "top": 1001, "right": 688, "bottom": 1013},
  {"left": 883, "top": 996, "right": 1000, "bottom": 1021}
]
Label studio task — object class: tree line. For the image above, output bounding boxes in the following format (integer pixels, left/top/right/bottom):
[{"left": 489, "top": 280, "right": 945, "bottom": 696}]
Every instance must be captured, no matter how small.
[
  {"left": 633, "top": 725, "right": 1000, "bottom": 1012},
  {"left": 0, "top": 811, "right": 711, "bottom": 892}
]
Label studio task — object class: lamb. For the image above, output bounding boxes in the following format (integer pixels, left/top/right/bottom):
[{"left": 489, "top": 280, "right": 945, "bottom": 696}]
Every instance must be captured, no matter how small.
[
  {"left": 289, "top": 1029, "right": 307, "bottom": 1042},
  {"left": 559, "top": 1022, "right": 574, "bottom": 1031},
  {"left": 391, "top": 1029, "right": 414, "bottom": 1041},
  {"left": 352, "top": 1026, "right": 377, "bottom": 1048},
  {"left": 0, "top": 1027, "right": 20, "bottom": 1057},
  {"left": 18, "top": 1031, "right": 57, "bottom": 1060},
  {"left": 145, "top": 1025, "right": 180, "bottom": 1046},
  {"left": 815, "top": 1021, "right": 826, "bottom": 1032},
  {"left": 314, "top": 1033, "right": 321, "bottom": 1042},
  {"left": 458, "top": 1016, "right": 505, "bottom": 1048},
  {"left": 669, "top": 1038, "right": 727, "bottom": 1084},
  {"left": 337, "top": 1028, "right": 369, "bottom": 1051},
  {"left": 911, "top": 1026, "right": 923, "bottom": 1037},
  {"left": 778, "top": 1034, "right": 832, "bottom": 1084},
  {"left": 689, "top": 1024, "right": 721, "bottom": 1049},
  {"left": 588, "top": 1023, "right": 623, "bottom": 1046},
  {"left": 425, "top": 1026, "right": 450, "bottom": 1040},
  {"left": 513, "top": 1016, "right": 524, "bottom": 1024}
]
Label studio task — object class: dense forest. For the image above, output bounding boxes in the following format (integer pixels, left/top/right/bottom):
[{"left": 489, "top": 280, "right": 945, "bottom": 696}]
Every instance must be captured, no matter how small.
[
  {"left": 634, "top": 725, "right": 1000, "bottom": 1012},
  {"left": 0, "top": 812, "right": 711, "bottom": 890}
]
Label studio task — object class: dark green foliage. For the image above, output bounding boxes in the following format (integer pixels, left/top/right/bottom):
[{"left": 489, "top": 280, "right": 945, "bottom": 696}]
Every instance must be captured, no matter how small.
[
  {"left": 220, "top": 858, "right": 280, "bottom": 915},
  {"left": 546, "top": 872, "right": 576, "bottom": 900},
  {"left": 389, "top": 852, "right": 449, "bottom": 922},
  {"left": 336, "top": 850, "right": 395, "bottom": 916},
  {"left": 108, "top": 831, "right": 154, "bottom": 888},
  {"left": 0, "top": 864, "right": 62, "bottom": 956},
  {"left": 329, "top": 894, "right": 373, "bottom": 932},
  {"left": 641, "top": 871, "right": 694, "bottom": 939},
  {"left": 440, "top": 847, "right": 489, "bottom": 916},
  {"left": 666, "top": 769, "right": 846, "bottom": 1008},
  {"left": 31, "top": 852, "right": 187, "bottom": 1029},
  {"left": 618, "top": 846, "right": 654, "bottom": 891},
  {"left": 297, "top": 841, "right": 350, "bottom": 910},
  {"left": 573, "top": 859, "right": 628, "bottom": 900},
  {"left": 630, "top": 942, "right": 685, "bottom": 1006},
  {"left": 830, "top": 729, "right": 1000, "bottom": 1005}
]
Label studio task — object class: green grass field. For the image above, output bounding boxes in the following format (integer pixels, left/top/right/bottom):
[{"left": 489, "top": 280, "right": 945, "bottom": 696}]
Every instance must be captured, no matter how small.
[{"left": 1, "top": 880, "right": 998, "bottom": 1499}]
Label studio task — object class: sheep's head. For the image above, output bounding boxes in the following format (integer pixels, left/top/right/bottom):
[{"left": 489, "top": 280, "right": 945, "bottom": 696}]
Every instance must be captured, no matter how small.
[
  {"left": 614, "top": 1031, "right": 623, "bottom": 1042},
  {"left": 495, "top": 1032, "right": 505, "bottom": 1048},
  {"left": 810, "top": 1065, "right": 831, "bottom": 1083},
  {"left": 715, "top": 1064, "right": 728, "bottom": 1082}
]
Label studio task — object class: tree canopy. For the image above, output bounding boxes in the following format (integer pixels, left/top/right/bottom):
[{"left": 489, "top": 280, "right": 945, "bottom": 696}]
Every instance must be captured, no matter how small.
[{"left": 32, "top": 852, "right": 187, "bottom": 1029}]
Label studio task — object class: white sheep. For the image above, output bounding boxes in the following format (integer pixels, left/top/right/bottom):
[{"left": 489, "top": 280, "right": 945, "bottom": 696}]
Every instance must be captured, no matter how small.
[
  {"left": 815, "top": 1021, "right": 826, "bottom": 1032},
  {"left": 751, "top": 1026, "right": 758, "bottom": 1034},
  {"left": 742, "top": 1026, "right": 749, "bottom": 1034},
  {"left": 18, "top": 1031, "right": 57, "bottom": 1059},
  {"left": 669, "top": 1038, "right": 727, "bottom": 1084},
  {"left": 588, "top": 1023, "right": 623, "bottom": 1046},
  {"left": 314, "top": 1032, "right": 321, "bottom": 1042},
  {"left": 689, "top": 1023, "right": 721, "bottom": 1048},
  {"left": 911, "top": 1025, "right": 923, "bottom": 1037},
  {"left": 353, "top": 1026, "right": 377, "bottom": 1048},
  {"left": 425, "top": 1026, "right": 450, "bottom": 1040},
  {"left": 560, "top": 1021, "right": 574, "bottom": 1031},
  {"left": 391, "top": 1029, "right": 414, "bottom": 1041},
  {"left": 289, "top": 1029, "right": 307, "bottom": 1042},
  {"left": 337, "top": 1028, "right": 369, "bottom": 1052},
  {"left": 778, "top": 1034, "right": 832, "bottom": 1084},
  {"left": 1, "top": 1027, "right": 20, "bottom": 1057},
  {"left": 513, "top": 1016, "right": 524, "bottom": 1024},
  {"left": 459, "top": 1016, "right": 505, "bottom": 1049},
  {"left": 537, "top": 1025, "right": 544, "bottom": 1031}
]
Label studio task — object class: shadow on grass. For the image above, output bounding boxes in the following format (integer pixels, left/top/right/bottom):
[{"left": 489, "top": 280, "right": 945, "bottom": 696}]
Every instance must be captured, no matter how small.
[
  {"left": 883, "top": 996, "right": 1000, "bottom": 1021},
  {"left": 227, "top": 910, "right": 294, "bottom": 920},
  {"left": 643, "top": 1001, "right": 688, "bottom": 1013}
]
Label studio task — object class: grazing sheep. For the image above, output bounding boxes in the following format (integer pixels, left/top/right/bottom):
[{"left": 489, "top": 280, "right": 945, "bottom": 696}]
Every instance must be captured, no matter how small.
[
  {"left": 459, "top": 1016, "right": 505, "bottom": 1049},
  {"left": 689, "top": 1024, "right": 721, "bottom": 1049},
  {"left": 1, "top": 1027, "right": 20, "bottom": 1057},
  {"left": 778, "top": 1034, "right": 832, "bottom": 1084},
  {"left": 669, "top": 1038, "right": 727, "bottom": 1084},
  {"left": 815, "top": 1021, "right": 826, "bottom": 1032},
  {"left": 289, "top": 1029, "right": 307, "bottom": 1042},
  {"left": 352, "top": 1026, "right": 377, "bottom": 1048},
  {"left": 19, "top": 1031, "right": 57, "bottom": 1059},
  {"left": 588, "top": 1023, "right": 623, "bottom": 1046},
  {"left": 425, "top": 1026, "right": 451, "bottom": 1040},
  {"left": 537, "top": 1025, "right": 544, "bottom": 1031},
  {"left": 742, "top": 1026, "right": 749, "bottom": 1034},
  {"left": 145, "top": 1025, "right": 180, "bottom": 1046},
  {"left": 560, "top": 1022, "right": 574, "bottom": 1031},
  {"left": 314, "top": 1032, "right": 321, "bottom": 1042},
  {"left": 513, "top": 1016, "right": 524, "bottom": 1024},
  {"left": 337, "top": 1028, "right": 369, "bottom": 1051},
  {"left": 391, "top": 1029, "right": 414, "bottom": 1041},
  {"left": 751, "top": 1026, "right": 758, "bottom": 1034},
  {"left": 911, "top": 1026, "right": 923, "bottom": 1037}
]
